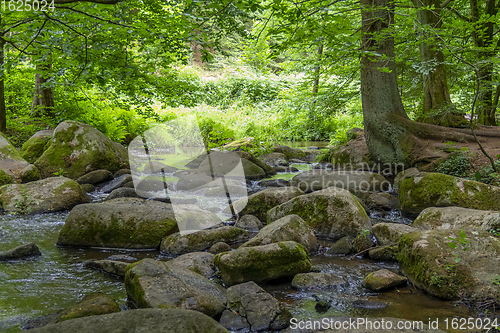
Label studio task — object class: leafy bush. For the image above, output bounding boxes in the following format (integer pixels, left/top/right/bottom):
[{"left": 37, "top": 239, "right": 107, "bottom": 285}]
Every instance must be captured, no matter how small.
[
  {"left": 198, "top": 117, "right": 235, "bottom": 149},
  {"left": 435, "top": 151, "right": 473, "bottom": 178}
]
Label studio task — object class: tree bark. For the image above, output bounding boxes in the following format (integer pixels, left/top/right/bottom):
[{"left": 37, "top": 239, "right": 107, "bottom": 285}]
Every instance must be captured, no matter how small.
[
  {"left": 31, "top": 62, "right": 55, "bottom": 118},
  {"left": 361, "top": 0, "right": 410, "bottom": 166},
  {"left": 312, "top": 43, "right": 323, "bottom": 95},
  {"left": 470, "top": 0, "right": 497, "bottom": 125},
  {"left": 0, "top": 16, "right": 6, "bottom": 133},
  {"left": 413, "top": 0, "right": 463, "bottom": 126}
]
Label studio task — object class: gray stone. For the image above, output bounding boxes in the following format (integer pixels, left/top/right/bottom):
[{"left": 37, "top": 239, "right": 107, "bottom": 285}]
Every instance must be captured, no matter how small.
[
  {"left": 260, "top": 152, "right": 288, "bottom": 167},
  {"left": 76, "top": 170, "right": 114, "bottom": 185},
  {"left": 326, "top": 236, "right": 354, "bottom": 255},
  {"left": 105, "top": 187, "right": 141, "bottom": 201},
  {"left": 0, "top": 242, "right": 41, "bottom": 261},
  {"left": 413, "top": 206, "right": 500, "bottom": 232},
  {"left": 240, "top": 214, "right": 318, "bottom": 254},
  {"left": 84, "top": 260, "right": 129, "bottom": 276},
  {"left": 160, "top": 226, "right": 248, "bottom": 256},
  {"left": 19, "top": 130, "right": 53, "bottom": 164},
  {"left": 215, "top": 241, "right": 311, "bottom": 286},
  {"left": 363, "top": 269, "right": 408, "bottom": 291},
  {"left": 125, "top": 258, "right": 227, "bottom": 318},
  {"left": 372, "top": 223, "right": 418, "bottom": 246},
  {"left": 368, "top": 245, "right": 398, "bottom": 261},
  {"left": 19, "top": 164, "right": 41, "bottom": 183},
  {"left": 101, "top": 174, "right": 134, "bottom": 193},
  {"left": 171, "top": 252, "right": 216, "bottom": 279},
  {"left": 24, "top": 308, "right": 228, "bottom": 333},
  {"left": 208, "top": 242, "right": 231, "bottom": 254},
  {"left": 235, "top": 215, "right": 263, "bottom": 232}
]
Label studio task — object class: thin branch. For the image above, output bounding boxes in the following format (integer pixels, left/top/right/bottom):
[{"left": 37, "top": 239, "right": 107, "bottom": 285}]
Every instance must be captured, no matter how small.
[
  {"left": 199, "top": 1, "right": 234, "bottom": 27},
  {"left": 0, "top": 37, "right": 37, "bottom": 55},
  {"left": 440, "top": 0, "right": 453, "bottom": 8},
  {"left": 255, "top": 10, "right": 274, "bottom": 44},
  {"left": 55, "top": 6, "right": 136, "bottom": 29},
  {"left": 2, "top": 19, "right": 34, "bottom": 34},
  {"left": 18, "top": 19, "right": 48, "bottom": 57}
]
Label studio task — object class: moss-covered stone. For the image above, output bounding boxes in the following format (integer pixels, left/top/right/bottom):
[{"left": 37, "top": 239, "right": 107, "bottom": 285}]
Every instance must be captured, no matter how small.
[
  {"left": 272, "top": 145, "right": 306, "bottom": 160},
  {"left": 413, "top": 206, "right": 500, "bottom": 232},
  {"left": 368, "top": 245, "right": 398, "bottom": 261},
  {"left": 160, "top": 226, "right": 248, "bottom": 256},
  {"left": 57, "top": 293, "right": 120, "bottom": 322},
  {"left": 240, "top": 214, "right": 318, "bottom": 254},
  {"left": 267, "top": 187, "right": 370, "bottom": 241},
  {"left": 215, "top": 241, "right": 311, "bottom": 286},
  {"left": 372, "top": 223, "right": 418, "bottom": 246},
  {"left": 19, "top": 130, "right": 53, "bottom": 164},
  {"left": 226, "top": 186, "right": 304, "bottom": 222},
  {"left": 399, "top": 172, "right": 500, "bottom": 215},
  {"left": 0, "top": 168, "right": 14, "bottom": 186},
  {"left": 19, "top": 164, "right": 41, "bottom": 183},
  {"left": 0, "top": 132, "right": 29, "bottom": 181},
  {"left": 0, "top": 177, "right": 89, "bottom": 215},
  {"left": 57, "top": 198, "right": 178, "bottom": 249},
  {"left": 124, "top": 258, "right": 227, "bottom": 317},
  {"left": 397, "top": 229, "right": 500, "bottom": 302},
  {"left": 363, "top": 269, "right": 407, "bottom": 291},
  {"left": 34, "top": 121, "right": 129, "bottom": 179},
  {"left": 326, "top": 236, "right": 354, "bottom": 255}
]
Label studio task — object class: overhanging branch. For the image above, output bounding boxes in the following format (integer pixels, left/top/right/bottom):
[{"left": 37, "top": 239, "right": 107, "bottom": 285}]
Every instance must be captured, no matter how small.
[{"left": 54, "top": 0, "right": 124, "bottom": 4}]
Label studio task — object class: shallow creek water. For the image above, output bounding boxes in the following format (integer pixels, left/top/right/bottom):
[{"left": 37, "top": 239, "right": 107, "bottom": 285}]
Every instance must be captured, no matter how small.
[{"left": 0, "top": 161, "right": 498, "bottom": 332}]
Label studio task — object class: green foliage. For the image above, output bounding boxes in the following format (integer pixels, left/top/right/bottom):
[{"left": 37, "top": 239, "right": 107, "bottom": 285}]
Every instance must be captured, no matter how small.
[
  {"left": 435, "top": 151, "right": 473, "bottom": 178},
  {"left": 198, "top": 117, "right": 236, "bottom": 149},
  {"left": 447, "top": 229, "right": 471, "bottom": 265},
  {"left": 53, "top": 168, "right": 65, "bottom": 177}
]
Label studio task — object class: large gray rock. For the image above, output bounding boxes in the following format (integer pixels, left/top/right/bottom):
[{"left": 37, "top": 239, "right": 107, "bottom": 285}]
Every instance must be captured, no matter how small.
[
  {"left": 18, "top": 164, "right": 41, "bottom": 183},
  {"left": 240, "top": 215, "right": 318, "bottom": 254},
  {"left": 260, "top": 152, "right": 288, "bottom": 167},
  {"left": 125, "top": 258, "right": 227, "bottom": 318},
  {"left": 170, "top": 252, "right": 216, "bottom": 279},
  {"left": 399, "top": 172, "right": 500, "bottom": 215},
  {"left": 0, "top": 242, "right": 41, "bottom": 261},
  {"left": 196, "top": 151, "right": 267, "bottom": 180},
  {"left": 57, "top": 198, "right": 178, "bottom": 249},
  {"left": 267, "top": 187, "right": 371, "bottom": 241},
  {"left": 398, "top": 229, "right": 500, "bottom": 302},
  {"left": 0, "top": 177, "right": 90, "bottom": 215},
  {"left": 105, "top": 187, "right": 141, "bottom": 201},
  {"left": 22, "top": 292, "right": 120, "bottom": 330},
  {"left": 101, "top": 174, "right": 134, "bottom": 193},
  {"left": 215, "top": 241, "right": 311, "bottom": 286},
  {"left": 221, "top": 282, "right": 291, "bottom": 332},
  {"left": 24, "top": 308, "right": 228, "bottom": 333},
  {"left": 291, "top": 169, "right": 390, "bottom": 193},
  {"left": 413, "top": 206, "right": 500, "bottom": 231},
  {"left": 228, "top": 187, "right": 304, "bottom": 222},
  {"left": 0, "top": 132, "right": 29, "bottom": 182},
  {"left": 84, "top": 260, "right": 129, "bottom": 277},
  {"left": 273, "top": 145, "right": 306, "bottom": 160},
  {"left": 34, "top": 121, "right": 128, "bottom": 179},
  {"left": 372, "top": 223, "right": 418, "bottom": 246},
  {"left": 19, "top": 129, "right": 53, "bottom": 164},
  {"left": 234, "top": 215, "right": 263, "bottom": 232},
  {"left": 160, "top": 226, "right": 248, "bottom": 256},
  {"left": 363, "top": 269, "right": 407, "bottom": 291},
  {"left": 76, "top": 170, "right": 114, "bottom": 185}
]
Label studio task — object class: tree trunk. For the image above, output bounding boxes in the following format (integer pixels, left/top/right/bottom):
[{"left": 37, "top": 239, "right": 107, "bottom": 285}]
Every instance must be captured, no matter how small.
[
  {"left": 413, "top": 0, "right": 464, "bottom": 127},
  {"left": 31, "top": 62, "right": 55, "bottom": 118},
  {"left": 361, "top": 0, "right": 410, "bottom": 166},
  {"left": 360, "top": 0, "right": 500, "bottom": 168},
  {"left": 470, "top": 0, "right": 497, "bottom": 126},
  {"left": 312, "top": 43, "right": 323, "bottom": 95},
  {"left": 0, "top": 37, "right": 6, "bottom": 133}
]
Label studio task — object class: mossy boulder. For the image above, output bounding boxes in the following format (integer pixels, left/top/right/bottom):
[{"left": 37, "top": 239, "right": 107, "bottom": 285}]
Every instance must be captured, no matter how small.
[
  {"left": 273, "top": 145, "right": 306, "bottom": 161},
  {"left": 363, "top": 269, "right": 407, "bottom": 291},
  {"left": 0, "top": 177, "right": 89, "bottom": 215},
  {"left": 0, "top": 242, "right": 41, "bottom": 261},
  {"left": 124, "top": 258, "right": 227, "bottom": 318},
  {"left": 23, "top": 292, "right": 120, "bottom": 330},
  {"left": 215, "top": 241, "right": 311, "bottom": 286},
  {"left": 369, "top": 245, "right": 398, "bottom": 261},
  {"left": 221, "top": 281, "right": 291, "bottom": 332},
  {"left": 240, "top": 214, "right": 318, "bottom": 254},
  {"left": 291, "top": 273, "right": 345, "bottom": 290},
  {"left": 234, "top": 214, "right": 263, "bottom": 232},
  {"left": 372, "top": 223, "right": 418, "bottom": 246},
  {"left": 267, "top": 187, "right": 371, "bottom": 241},
  {"left": 326, "top": 236, "right": 354, "bottom": 255},
  {"left": 260, "top": 152, "right": 288, "bottom": 167},
  {"left": 170, "top": 252, "right": 216, "bottom": 279},
  {"left": 24, "top": 309, "right": 228, "bottom": 333},
  {"left": 226, "top": 186, "right": 304, "bottom": 222},
  {"left": 76, "top": 170, "right": 114, "bottom": 185},
  {"left": 19, "top": 164, "right": 41, "bottom": 183},
  {"left": 398, "top": 229, "right": 500, "bottom": 301},
  {"left": 399, "top": 172, "right": 500, "bottom": 215},
  {"left": 0, "top": 168, "right": 14, "bottom": 186},
  {"left": 352, "top": 190, "right": 399, "bottom": 211},
  {"left": 208, "top": 242, "right": 231, "bottom": 254},
  {"left": 160, "top": 226, "right": 248, "bottom": 256},
  {"left": 34, "top": 121, "right": 129, "bottom": 179},
  {"left": 413, "top": 206, "right": 500, "bottom": 232},
  {"left": 0, "top": 132, "right": 29, "bottom": 181},
  {"left": 57, "top": 198, "right": 178, "bottom": 249},
  {"left": 196, "top": 151, "right": 267, "bottom": 180},
  {"left": 19, "top": 130, "right": 53, "bottom": 164},
  {"left": 291, "top": 169, "right": 390, "bottom": 193},
  {"left": 83, "top": 259, "right": 129, "bottom": 277}
]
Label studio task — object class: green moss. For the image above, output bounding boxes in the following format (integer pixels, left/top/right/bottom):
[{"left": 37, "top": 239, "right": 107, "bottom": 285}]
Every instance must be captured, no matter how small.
[
  {"left": 124, "top": 268, "right": 147, "bottom": 308},
  {"left": 20, "top": 137, "right": 51, "bottom": 164},
  {"left": 0, "top": 169, "right": 14, "bottom": 186}
]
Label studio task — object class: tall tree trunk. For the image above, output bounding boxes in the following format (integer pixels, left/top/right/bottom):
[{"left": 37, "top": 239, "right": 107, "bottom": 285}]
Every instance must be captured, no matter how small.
[
  {"left": 312, "top": 43, "right": 323, "bottom": 95},
  {"left": 31, "top": 62, "right": 54, "bottom": 118},
  {"left": 361, "top": 0, "right": 410, "bottom": 165},
  {"left": 413, "top": 0, "right": 463, "bottom": 127},
  {"left": 470, "top": 0, "right": 497, "bottom": 126}
]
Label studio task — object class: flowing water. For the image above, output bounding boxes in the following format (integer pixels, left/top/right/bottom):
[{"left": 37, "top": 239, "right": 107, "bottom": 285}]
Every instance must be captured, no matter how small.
[{"left": 0, "top": 143, "right": 498, "bottom": 332}]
